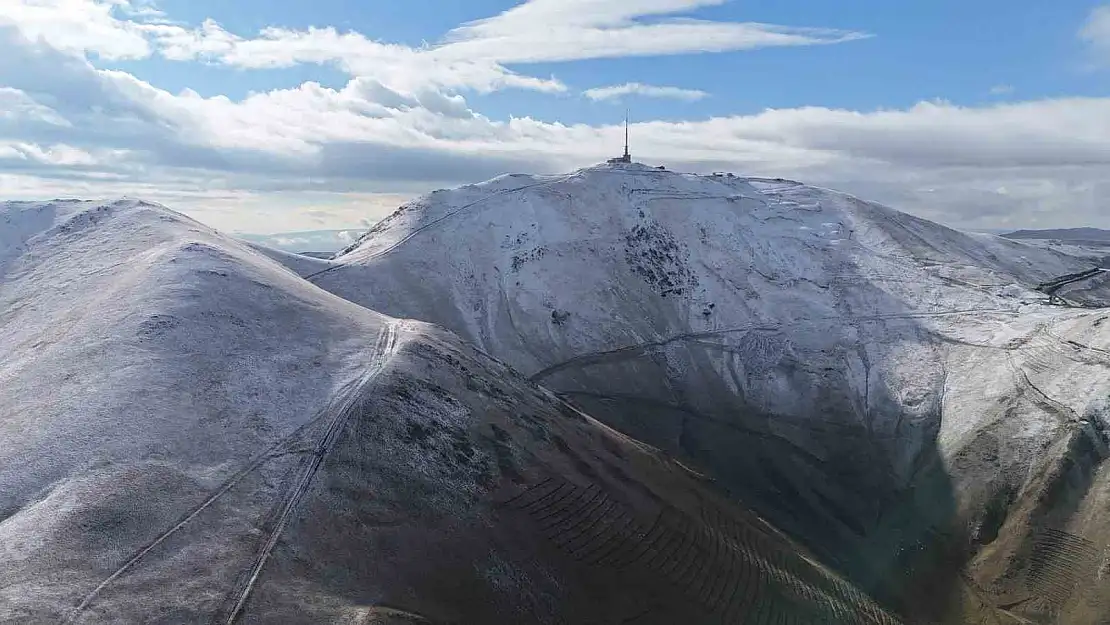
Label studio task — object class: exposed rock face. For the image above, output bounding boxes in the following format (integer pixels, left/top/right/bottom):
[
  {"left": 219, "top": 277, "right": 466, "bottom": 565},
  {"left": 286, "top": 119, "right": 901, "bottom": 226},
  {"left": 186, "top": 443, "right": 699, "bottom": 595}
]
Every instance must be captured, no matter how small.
[
  {"left": 304, "top": 164, "right": 1110, "bottom": 623},
  {"left": 0, "top": 199, "right": 899, "bottom": 624}
]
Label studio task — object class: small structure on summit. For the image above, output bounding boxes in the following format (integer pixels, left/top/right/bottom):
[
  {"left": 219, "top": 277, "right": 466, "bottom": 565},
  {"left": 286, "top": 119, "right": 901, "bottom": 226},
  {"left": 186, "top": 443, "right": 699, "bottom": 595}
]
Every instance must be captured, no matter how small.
[{"left": 607, "top": 113, "right": 632, "bottom": 164}]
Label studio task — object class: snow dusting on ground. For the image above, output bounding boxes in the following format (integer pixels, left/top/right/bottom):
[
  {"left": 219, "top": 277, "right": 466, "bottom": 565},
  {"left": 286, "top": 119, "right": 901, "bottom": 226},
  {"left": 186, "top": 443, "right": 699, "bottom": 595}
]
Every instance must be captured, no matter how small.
[
  {"left": 305, "top": 163, "right": 1110, "bottom": 619},
  {"left": 0, "top": 196, "right": 906, "bottom": 623},
  {"left": 316, "top": 162, "right": 1110, "bottom": 468},
  {"left": 6, "top": 163, "right": 1110, "bottom": 623}
]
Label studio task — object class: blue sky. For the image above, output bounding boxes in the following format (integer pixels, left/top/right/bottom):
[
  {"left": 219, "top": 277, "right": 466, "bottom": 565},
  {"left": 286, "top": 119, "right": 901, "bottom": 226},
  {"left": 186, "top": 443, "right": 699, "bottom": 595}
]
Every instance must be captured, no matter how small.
[
  {"left": 104, "top": 0, "right": 1108, "bottom": 119},
  {"left": 2, "top": 0, "right": 1110, "bottom": 234}
]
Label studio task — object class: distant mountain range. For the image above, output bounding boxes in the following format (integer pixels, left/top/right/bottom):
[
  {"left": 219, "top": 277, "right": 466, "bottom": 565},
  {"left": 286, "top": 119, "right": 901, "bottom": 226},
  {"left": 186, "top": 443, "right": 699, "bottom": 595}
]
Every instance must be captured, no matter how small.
[
  {"left": 1003, "top": 227, "right": 1110, "bottom": 242},
  {"left": 235, "top": 229, "right": 361, "bottom": 254}
]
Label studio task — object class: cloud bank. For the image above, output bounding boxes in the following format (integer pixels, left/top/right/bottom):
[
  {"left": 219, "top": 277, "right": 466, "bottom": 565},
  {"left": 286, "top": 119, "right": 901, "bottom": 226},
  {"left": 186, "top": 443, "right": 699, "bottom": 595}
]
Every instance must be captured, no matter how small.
[{"left": 0, "top": 0, "right": 1106, "bottom": 233}]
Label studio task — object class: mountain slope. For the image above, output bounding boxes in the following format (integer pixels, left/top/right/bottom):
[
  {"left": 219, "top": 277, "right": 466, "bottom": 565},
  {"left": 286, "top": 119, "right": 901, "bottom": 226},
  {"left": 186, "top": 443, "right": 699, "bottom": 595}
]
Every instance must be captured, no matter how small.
[
  {"left": 0, "top": 199, "right": 899, "bottom": 624},
  {"left": 304, "top": 163, "right": 1110, "bottom": 623}
]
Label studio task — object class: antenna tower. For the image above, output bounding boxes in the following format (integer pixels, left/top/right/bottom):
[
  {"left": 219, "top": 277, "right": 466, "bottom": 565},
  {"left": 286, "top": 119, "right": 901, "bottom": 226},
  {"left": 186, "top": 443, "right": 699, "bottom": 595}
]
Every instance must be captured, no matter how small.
[
  {"left": 624, "top": 109, "right": 630, "bottom": 160},
  {"left": 607, "top": 111, "right": 633, "bottom": 164}
]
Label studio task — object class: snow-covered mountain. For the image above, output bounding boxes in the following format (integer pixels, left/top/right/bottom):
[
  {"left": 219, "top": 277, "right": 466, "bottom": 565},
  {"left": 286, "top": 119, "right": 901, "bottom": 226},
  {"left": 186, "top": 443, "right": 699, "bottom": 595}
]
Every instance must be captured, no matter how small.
[
  {"left": 302, "top": 162, "right": 1110, "bottom": 623},
  {"left": 8, "top": 161, "right": 1110, "bottom": 624},
  {"left": 998, "top": 229, "right": 1110, "bottom": 303},
  {"left": 0, "top": 199, "right": 899, "bottom": 623}
]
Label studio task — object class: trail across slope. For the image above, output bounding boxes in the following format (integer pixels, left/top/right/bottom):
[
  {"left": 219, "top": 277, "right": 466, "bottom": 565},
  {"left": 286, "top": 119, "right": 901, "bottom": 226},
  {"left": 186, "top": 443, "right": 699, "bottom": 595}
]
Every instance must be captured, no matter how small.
[{"left": 222, "top": 320, "right": 402, "bottom": 623}]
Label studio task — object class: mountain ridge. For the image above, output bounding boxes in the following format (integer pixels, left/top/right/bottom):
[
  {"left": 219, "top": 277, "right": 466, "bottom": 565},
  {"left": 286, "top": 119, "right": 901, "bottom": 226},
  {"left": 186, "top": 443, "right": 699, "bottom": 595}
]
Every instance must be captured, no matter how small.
[
  {"left": 298, "top": 161, "right": 1110, "bottom": 623},
  {"left": 1003, "top": 227, "right": 1110, "bottom": 242},
  {"left": 7, "top": 164, "right": 1110, "bottom": 622},
  {"left": 0, "top": 197, "right": 902, "bottom": 623}
]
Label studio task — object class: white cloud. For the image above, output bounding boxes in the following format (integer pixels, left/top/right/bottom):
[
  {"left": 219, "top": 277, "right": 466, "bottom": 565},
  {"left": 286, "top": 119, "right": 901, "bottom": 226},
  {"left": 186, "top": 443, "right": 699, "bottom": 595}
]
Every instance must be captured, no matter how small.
[
  {"left": 0, "top": 87, "right": 71, "bottom": 126},
  {"left": 0, "top": 0, "right": 867, "bottom": 97},
  {"left": 0, "top": 0, "right": 153, "bottom": 60},
  {"left": 1081, "top": 5, "right": 1110, "bottom": 60},
  {"left": 584, "top": 83, "right": 709, "bottom": 101},
  {"left": 1, "top": 1, "right": 1108, "bottom": 232},
  {"left": 113, "top": 0, "right": 167, "bottom": 21},
  {"left": 5, "top": 31, "right": 1110, "bottom": 232},
  {"left": 989, "top": 84, "right": 1014, "bottom": 95},
  {"left": 445, "top": 0, "right": 869, "bottom": 63},
  {"left": 138, "top": 21, "right": 564, "bottom": 95},
  {"left": 144, "top": 18, "right": 239, "bottom": 61},
  {"left": 0, "top": 141, "right": 99, "bottom": 166},
  {"left": 458, "top": 0, "right": 733, "bottom": 32}
]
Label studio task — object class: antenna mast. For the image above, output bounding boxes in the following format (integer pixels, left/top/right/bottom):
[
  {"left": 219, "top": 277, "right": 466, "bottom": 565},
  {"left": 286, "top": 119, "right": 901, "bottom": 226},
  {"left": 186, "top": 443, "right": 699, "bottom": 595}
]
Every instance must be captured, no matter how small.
[
  {"left": 607, "top": 110, "right": 633, "bottom": 164},
  {"left": 624, "top": 109, "right": 630, "bottom": 160}
]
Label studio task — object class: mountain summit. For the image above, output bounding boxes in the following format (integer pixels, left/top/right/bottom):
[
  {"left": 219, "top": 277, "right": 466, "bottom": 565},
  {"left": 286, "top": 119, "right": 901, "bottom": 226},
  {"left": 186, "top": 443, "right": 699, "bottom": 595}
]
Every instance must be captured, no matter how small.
[{"left": 303, "top": 162, "right": 1110, "bottom": 622}]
